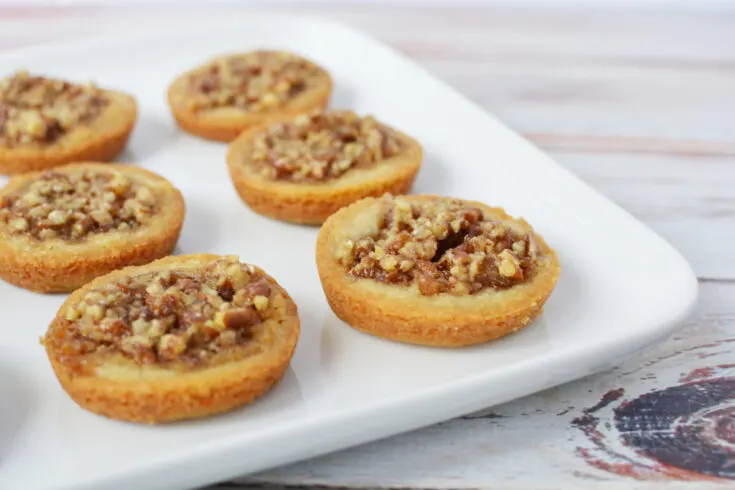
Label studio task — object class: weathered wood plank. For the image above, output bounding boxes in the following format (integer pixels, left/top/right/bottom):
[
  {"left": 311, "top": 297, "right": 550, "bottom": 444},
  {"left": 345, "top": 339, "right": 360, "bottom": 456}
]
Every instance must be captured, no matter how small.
[
  {"left": 319, "top": 5, "right": 735, "bottom": 66},
  {"left": 227, "top": 282, "right": 735, "bottom": 489},
  {"left": 0, "top": 5, "right": 733, "bottom": 152},
  {"left": 419, "top": 59, "right": 735, "bottom": 147},
  {"left": 4, "top": 4, "right": 735, "bottom": 65},
  {"left": 550, "top": 152, "right": 735, "bottom": 279}
]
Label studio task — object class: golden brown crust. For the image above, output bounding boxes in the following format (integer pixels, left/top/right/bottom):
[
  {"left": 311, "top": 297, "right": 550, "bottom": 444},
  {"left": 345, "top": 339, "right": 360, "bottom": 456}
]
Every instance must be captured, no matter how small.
[
  {"left": 169, "top": 92, "right": 331, "bottom": 143},
  {"left": 227, "top": 121, "right": 423, "bottom": 225},
  {"left": 0, "top": 91, "right": 137, "bottom": 175},
  {"left": 44, "top": 254, "right": 300, "bottom": 423},
  {"left": 316, "top": 195, "right": 561, "bottom": 347},
  {"left": 167, "top": 53, "right": 332, "bottom": 142},
  {"left": 46, "top": 351, "right": 291, "bottom": 423},
  {"left": 0, "top": 163, "right": 185, "bottom": 293}
]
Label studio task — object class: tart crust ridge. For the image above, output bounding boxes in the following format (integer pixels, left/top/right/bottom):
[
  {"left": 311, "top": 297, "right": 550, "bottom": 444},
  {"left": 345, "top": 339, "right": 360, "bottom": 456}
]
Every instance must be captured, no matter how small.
[
  {"left": 0, "top": 90, "right": 137, "bottom": 175},
  {"left": 316, "top": 194, "right": 561, "bottom": 346},
  {"left": 43, "top": 253, "right": 300, "bottom": 423},
  {"left": 227, "top": 115, "right": 423, "bottom": 225},
  {"left": 0, "top": 162, "right": 184, "bottom": 293},
  {"left": 167, "top": 51, "right": 332, "bottom": 142}
]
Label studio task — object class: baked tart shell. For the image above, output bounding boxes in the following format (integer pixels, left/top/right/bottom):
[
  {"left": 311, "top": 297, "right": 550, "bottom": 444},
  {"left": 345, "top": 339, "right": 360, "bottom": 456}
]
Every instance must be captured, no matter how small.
[
  {"left": 316, "top": 195, "right": 561, "bottom": 347},
  {"left": 0, "top": 163, "right": 185, "bottom": 293},
  {"left": 43, "top": 254, "right": 300, "bottom": 423},
  {"left": 0, "top": 91, "right": 137, "bottom": 175},
  {"left": 167, "top": 59, "right": 332, "bottom": 143},
  {"left": 227, "top": 124, "right": 423, "bottom": 225}
]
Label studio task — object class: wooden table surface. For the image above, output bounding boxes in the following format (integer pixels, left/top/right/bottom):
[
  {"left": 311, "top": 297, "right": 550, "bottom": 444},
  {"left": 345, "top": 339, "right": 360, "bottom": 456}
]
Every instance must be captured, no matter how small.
[{"left": 1, "top": 3, "right": 733, "bottom": 489}]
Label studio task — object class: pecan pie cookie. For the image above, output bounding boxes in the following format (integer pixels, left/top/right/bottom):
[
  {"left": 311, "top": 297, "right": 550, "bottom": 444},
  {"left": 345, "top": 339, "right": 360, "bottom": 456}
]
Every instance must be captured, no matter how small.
[
  {"left": 0, "top": 163, "right": 184, "bottom": 293},
  {"left": 0, "top": 71, "right": 137, "bottom": 174},
  {"left": 316, "top": 194, "right": 560, "bottom": 347},
  {"left": 43, "top": 254, "right": 300, "bottom": 423},
  {"left": 227, "top": 111, "right": 423, "bottom": 224},
  {"left": 168, "top": 50, "right": 332, "bottom": 142}
]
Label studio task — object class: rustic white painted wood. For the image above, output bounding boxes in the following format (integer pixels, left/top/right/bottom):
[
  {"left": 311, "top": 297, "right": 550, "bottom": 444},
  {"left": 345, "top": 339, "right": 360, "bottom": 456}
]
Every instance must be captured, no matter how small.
[
  {"left": 233, "top": 282, "right": 735, "bottom": 490},
  {"left": 1, "top": 4, "right": 733, "bottom": 489}
]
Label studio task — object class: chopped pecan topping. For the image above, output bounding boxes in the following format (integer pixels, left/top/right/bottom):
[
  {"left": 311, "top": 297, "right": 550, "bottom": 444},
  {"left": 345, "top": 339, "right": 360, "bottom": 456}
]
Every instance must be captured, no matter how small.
[
  {"left": 251, "top": 111, "right": 402, "bottom": 182},
  {"left": 0, "top": 71, "right": 108, "bottom": 147},
  {"left": 337, "top": 196, "right": 540, "bottom": 296},
  {"left": 51, "top": 257, "right": 278, "bottom": 367},
  {"left": 0, "top": 170, "right": 156, "bottom": 241},
  {"left": 186, "top": 51, "right": 323, "bottom": 112}
]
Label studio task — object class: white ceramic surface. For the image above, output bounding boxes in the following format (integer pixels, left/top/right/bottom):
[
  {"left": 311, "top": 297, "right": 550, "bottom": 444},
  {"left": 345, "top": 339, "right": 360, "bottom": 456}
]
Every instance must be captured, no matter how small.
[{"left": 0, "top": 16, "right": 698, "bottom": 490}]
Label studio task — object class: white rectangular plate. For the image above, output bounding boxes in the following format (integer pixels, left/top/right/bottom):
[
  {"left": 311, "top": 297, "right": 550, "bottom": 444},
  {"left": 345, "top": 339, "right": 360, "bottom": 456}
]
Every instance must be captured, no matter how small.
[{"left": 0, "top": 16, "right": 698, "bottom": 490}]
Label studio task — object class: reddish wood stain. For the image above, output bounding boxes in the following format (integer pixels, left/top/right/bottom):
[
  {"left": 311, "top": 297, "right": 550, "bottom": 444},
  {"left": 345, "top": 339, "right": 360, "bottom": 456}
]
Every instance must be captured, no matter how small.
[{"left": 680, "top": 367, "right": 716, "bottom": 383}]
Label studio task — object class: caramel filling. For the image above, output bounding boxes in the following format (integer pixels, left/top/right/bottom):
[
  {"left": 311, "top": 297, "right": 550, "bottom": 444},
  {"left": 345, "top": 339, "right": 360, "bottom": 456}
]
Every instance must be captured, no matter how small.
[
  {"left": 186, "top": 51, "right": 323, "bottom": 112},
  {"left": 251, "top": 112, "right": 402, "bottom": 182},
  {"left": 0, "top": 170, "right": 156, "bottom": 241},
  {"left": 337, "top": 196, "right": 540, "bottom": 296},
  {"left": 0, "top": 71, "right": 108, "bottom": 147},
  {"left": 48, "top": 258, "right": 280, "bottom": 370}
]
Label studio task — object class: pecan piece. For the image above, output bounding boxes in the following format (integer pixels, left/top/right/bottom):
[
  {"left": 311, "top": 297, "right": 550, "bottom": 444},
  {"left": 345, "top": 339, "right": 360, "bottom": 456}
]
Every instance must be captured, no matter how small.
[{"left": 223, "top": 306, "right": 260, "bottom": 331}]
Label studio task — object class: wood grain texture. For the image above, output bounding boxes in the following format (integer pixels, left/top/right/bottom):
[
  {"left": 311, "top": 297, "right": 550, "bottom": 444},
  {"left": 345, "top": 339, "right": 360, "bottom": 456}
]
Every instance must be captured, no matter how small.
[
  {"left": 0, "top": 3, "right": 732, "bottom": 489},
  {"left": 231, "top": 283, "right": 735, "bottom": 489},
  {"left": 1, "top": 4, "right": 734, "bottom": 153},
  {"left": 555, "top": 152, "right": 735, "bottom": 280}
]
